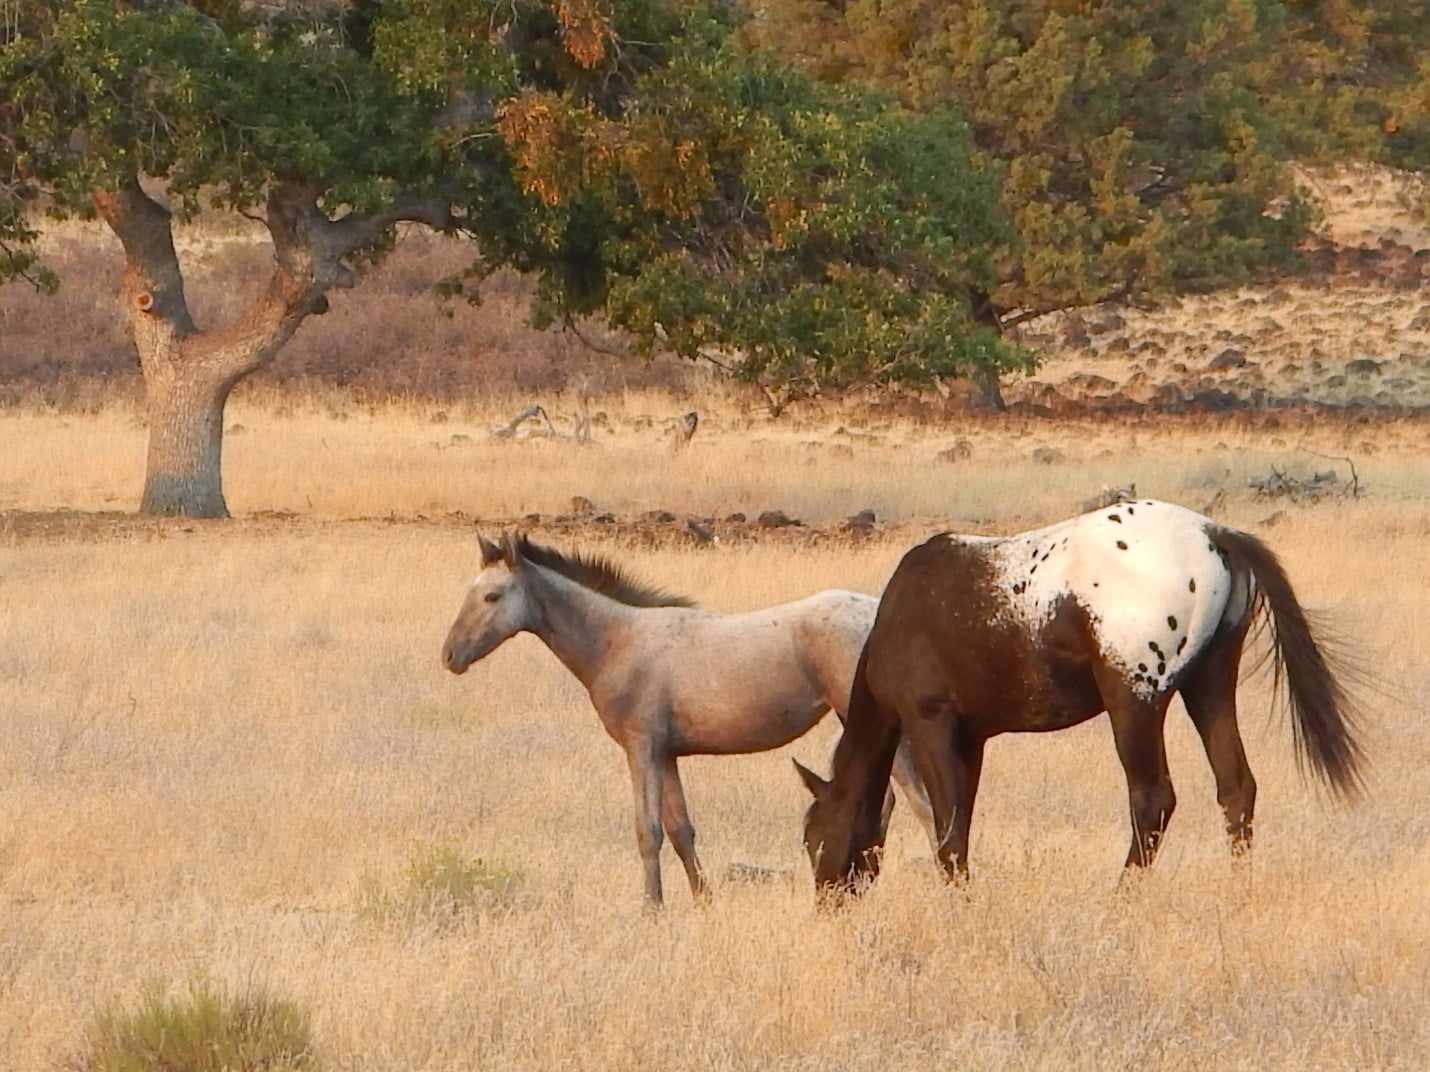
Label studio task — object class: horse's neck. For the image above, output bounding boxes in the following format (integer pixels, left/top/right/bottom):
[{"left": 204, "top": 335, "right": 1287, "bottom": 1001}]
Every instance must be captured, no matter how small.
[{"left": 524, "top": 566, "right": 633, "bottom": 688}]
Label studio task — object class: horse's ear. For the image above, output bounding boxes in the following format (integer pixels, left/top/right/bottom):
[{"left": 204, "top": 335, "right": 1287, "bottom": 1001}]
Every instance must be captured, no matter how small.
[
  {"left": 478, "top": 534, "right": 502, "bottom": 565},
  {"left": 793, "top": 759, "right": 830, "bottom": 798},
  {"left": 499, "top": 531, "right": 525, "bottom": 570}
]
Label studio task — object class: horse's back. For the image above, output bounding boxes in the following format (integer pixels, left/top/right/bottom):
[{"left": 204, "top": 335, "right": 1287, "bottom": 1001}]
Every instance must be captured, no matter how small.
[
  {"left": 652, "top": 589, "right": 877, "bottom": 753},
  {"left": 868, "top": 501, "right": 1246, "bottom": 722},
  {"left": 990, "top": 500, "right": 1244, "bottom": 690}
]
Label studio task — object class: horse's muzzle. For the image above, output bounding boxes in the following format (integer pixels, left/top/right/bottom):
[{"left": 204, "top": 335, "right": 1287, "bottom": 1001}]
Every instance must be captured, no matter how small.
[{"left": 441, "top": 643, "right": 473, "bottom": 674}]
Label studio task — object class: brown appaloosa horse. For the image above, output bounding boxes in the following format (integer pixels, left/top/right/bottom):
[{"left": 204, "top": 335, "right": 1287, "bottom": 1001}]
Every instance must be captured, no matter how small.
[{"left": 797, "top": 499, "right": 1365, "bottom": 895}]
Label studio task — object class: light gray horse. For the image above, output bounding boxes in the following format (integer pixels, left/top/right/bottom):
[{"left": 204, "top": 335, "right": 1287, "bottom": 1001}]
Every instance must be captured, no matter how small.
[{"left": 440, "top": 532, "right": 935, "bottom": 905}]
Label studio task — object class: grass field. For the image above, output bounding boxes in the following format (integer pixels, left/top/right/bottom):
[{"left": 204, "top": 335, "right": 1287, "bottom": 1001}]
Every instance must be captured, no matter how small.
[{"left": 1, "top": 398, "right": 1428, "bottom": 1070}]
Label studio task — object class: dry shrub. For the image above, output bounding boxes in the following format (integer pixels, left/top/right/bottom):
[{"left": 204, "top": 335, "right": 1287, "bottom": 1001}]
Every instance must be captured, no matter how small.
[
  {"left": 76, "top": 981, "right": 319, "bottom": 1072},
  {"left": 359, "top": 843, "right": 525, "bottom": 925}
]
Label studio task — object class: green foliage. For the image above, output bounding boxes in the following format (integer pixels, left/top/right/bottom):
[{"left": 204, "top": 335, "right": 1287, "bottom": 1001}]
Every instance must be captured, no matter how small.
[
  {"left": 0, "top": 0, "right": 1022, "bottom": 388},
  {"left": 360, "top": 842, "right": 525, "bottom": 924},
  {"left": 78, "top": 980, "right": 318, "bottom": 1072},
  {"left": 500, "top": 22, "right": 1024, "bottom": 385},
  {"left": 0, "top": 0, "right": 442, "bottom": 216},
  {"left": 3, "top": 0, "right": 1426, "bottom": 388},
  {"left": 741, "top": 0, "right": 1427, "bottom": 315}
]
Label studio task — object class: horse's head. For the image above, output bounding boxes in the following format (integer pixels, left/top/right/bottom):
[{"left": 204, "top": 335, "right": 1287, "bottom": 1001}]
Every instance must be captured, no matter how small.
[
  {"left": 441, "top": 533, "right": 536, "bottom": 674},
  {"left": 793, "top": 760, "right": 884, "bottom": 899}
]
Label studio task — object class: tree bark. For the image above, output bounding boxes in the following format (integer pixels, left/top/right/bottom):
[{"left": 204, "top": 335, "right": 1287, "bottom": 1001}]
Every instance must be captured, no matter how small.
[
  {"left": 137, "top": 346, "right": 245, "bottom": 517},
  {"left": 92, "top": 175, "right": 456, "bottom": 518},
  {"left": 969, "top": 287, "right": 1008, "bottom": 412}
]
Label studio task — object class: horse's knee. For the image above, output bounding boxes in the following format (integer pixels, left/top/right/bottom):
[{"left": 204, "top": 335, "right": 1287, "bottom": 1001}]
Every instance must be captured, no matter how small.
[
  {"left": 1132, "top": 778, "right": 1176, "bottom": 824},
  {"left": 667, "top": 821, "right": 696, "bottom": 851},
  {"left": 1217, "top": 771, "right": 1256, "bottom": 821},
  {"left": 635, "top": 820, "right": 664, "bottom": 858}
]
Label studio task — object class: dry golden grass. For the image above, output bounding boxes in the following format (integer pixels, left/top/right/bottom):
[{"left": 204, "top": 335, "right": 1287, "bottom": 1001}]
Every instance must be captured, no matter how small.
[
  {"left": 4, "top": 392, "right": 1430, "bottom": 525},
  {"left": 2, "top": 402, "right": 1428, "bottom": 1070}
]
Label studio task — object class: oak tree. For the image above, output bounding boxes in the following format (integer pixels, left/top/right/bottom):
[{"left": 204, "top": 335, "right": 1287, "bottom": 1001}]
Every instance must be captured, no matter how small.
[{"left": 0, "top": 0, "right": 1018, "bottom": 517}]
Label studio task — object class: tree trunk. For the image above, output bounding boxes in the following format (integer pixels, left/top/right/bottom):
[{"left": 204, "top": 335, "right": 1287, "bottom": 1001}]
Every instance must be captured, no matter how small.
[
  {"left": 969, "top": 287, "right": 1009, "bottom": 411},
  {"left": 139, "top": 359, "right": 236, "bottom": 518},
  {"left": 93, "top": 176, "right": 456, "bottom": 518}
]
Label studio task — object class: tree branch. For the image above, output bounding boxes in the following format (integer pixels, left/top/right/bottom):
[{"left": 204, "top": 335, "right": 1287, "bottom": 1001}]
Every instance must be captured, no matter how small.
[
  {"left": 267, "top": 181, "right": 459, "bottom": 290},
  {"left": 90, "top": 171, "right": 196, "bottom": 333},
  {"left": 325, "top": 193, "right": 460, "bottom": 262},
  {"left": 195, "top": 183, "right": 462, "bottom": 376}
]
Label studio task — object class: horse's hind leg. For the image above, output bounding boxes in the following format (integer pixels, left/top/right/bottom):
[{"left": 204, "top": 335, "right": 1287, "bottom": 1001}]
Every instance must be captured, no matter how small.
[
  {"left": 660, "top": 756, "right": 709, "bottom": 898},
  {"left": 1179, "top": 641, "right": 1257, "bottom": 856},
  {"left": 1099, "top": 668, "right": 1177, "bottom": 868}
]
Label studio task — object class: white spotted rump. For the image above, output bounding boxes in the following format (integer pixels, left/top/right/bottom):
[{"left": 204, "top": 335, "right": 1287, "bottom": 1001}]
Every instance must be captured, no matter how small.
[{"left": 983, "top": 500, "right": 1247, "bottom": 695}]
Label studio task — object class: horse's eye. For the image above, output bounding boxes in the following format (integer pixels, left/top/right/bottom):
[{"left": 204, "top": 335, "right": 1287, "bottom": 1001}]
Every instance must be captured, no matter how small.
[{"left": 483, "top": 591, "right": 502, "bottom": 604}]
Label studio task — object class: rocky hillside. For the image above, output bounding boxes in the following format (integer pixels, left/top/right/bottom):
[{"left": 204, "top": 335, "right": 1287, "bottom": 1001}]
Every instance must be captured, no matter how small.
[{"left": 1006, "top": 167, "right": 1430, "bottom": 414}]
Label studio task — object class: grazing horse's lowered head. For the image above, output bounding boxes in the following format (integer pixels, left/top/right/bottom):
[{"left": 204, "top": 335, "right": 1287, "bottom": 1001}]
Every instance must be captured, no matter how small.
[
  {"left": 441, "top": 531, "right": 693, "bottom": 674},
  {"left": 794, "top": 756, "right": 888, "bottom": 898}
]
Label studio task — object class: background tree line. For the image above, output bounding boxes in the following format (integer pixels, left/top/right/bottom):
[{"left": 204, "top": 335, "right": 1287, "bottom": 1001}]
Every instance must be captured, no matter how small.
[{"left": 1, "top": 0, "right": 1425, "bottom": 516}]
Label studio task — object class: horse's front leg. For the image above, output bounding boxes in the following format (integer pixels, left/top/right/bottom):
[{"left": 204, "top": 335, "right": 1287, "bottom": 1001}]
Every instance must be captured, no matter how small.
[
  {"left": 890, "top": 740, "right": 939, "bottom": 852},
  {"left": 936, "top": 734, "right": 985, "bottom": 878},
  {"left": 661, "top": 756, "right": 708, "bottom": 899},
  {"left": 625, "top": 744, "right": 666, "bottom": 906},
  {"left": 902, "top": 701, "right": 983, "bottom": 880}
]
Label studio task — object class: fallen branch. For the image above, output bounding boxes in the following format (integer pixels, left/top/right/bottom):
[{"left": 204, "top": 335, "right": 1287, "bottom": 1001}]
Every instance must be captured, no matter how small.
[
  {"left": 1295, "top": 445, "right": 1360, "bottom": 498},
  {"left": 668, "top": 411, "right": 698, "bottom": 452},
  {"left": 1246, "top": 465, "right": 1354, "bottom": 502},
  {"left": 491, "top": 404, "right": 558, "bottom": 440}
]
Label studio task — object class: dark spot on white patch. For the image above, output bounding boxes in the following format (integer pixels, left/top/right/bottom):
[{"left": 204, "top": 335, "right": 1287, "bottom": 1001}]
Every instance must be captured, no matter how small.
[
  {"left": 1092, "top": 581, "right": 1100, "bottom": 587},
  {"left": 1116, "top": 540, "right": 1128, "bottom": 550},
  {"left": 1176, "top": 637, "right": 1187, "bottom": 655},
  {"left": 1167, "top": 615, "right": 1178, "bottom": 631},
  {"left": 1127, "top": 506, "right": 1135, "bottom": 515},
  {"left": 1137, "top": 662, "right": 1148, "bottom": 673},
  {"left": 1157, "top": 661, "right": 1166, "bottom": 676},
  {"left": 1107, "top": 514, "right": 1123, "bottom": 524},
  {"left": 1189, "top": 578, "right": 1196, "bottom": 593},
  {"left": 1148, "top": 641, "right": 1163, "bottom": 657},
  {"left": 1029, "top": 564, "right": 1038, "bottom": 574}
]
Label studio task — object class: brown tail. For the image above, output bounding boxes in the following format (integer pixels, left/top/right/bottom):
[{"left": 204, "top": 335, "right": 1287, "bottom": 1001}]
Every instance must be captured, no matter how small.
[{"left": 1209, "top": 526, "right": 1364, "bottom": 798}]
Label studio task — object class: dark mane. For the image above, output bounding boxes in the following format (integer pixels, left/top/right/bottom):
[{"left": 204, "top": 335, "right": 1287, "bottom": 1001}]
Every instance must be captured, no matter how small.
[{"left": 517, "top": 536, "right": 696, "bottom": 609}]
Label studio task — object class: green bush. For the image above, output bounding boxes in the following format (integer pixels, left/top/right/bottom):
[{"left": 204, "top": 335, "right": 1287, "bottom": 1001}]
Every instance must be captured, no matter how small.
[
  {"left": 77, "top": 980, "right": 319, "bottom": 1072},
  {"left": 360, "top": 842, "right": 524, "bottom": 924}
]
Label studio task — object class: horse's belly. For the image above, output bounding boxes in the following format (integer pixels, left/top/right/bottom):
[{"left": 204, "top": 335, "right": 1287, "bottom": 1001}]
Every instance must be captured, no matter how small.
[
  {"left": 671, "top": 700, "right": 828, "bottom": 755},
  {"left": 972, "top": 658, "right": 1104, "bottom": 735}
]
